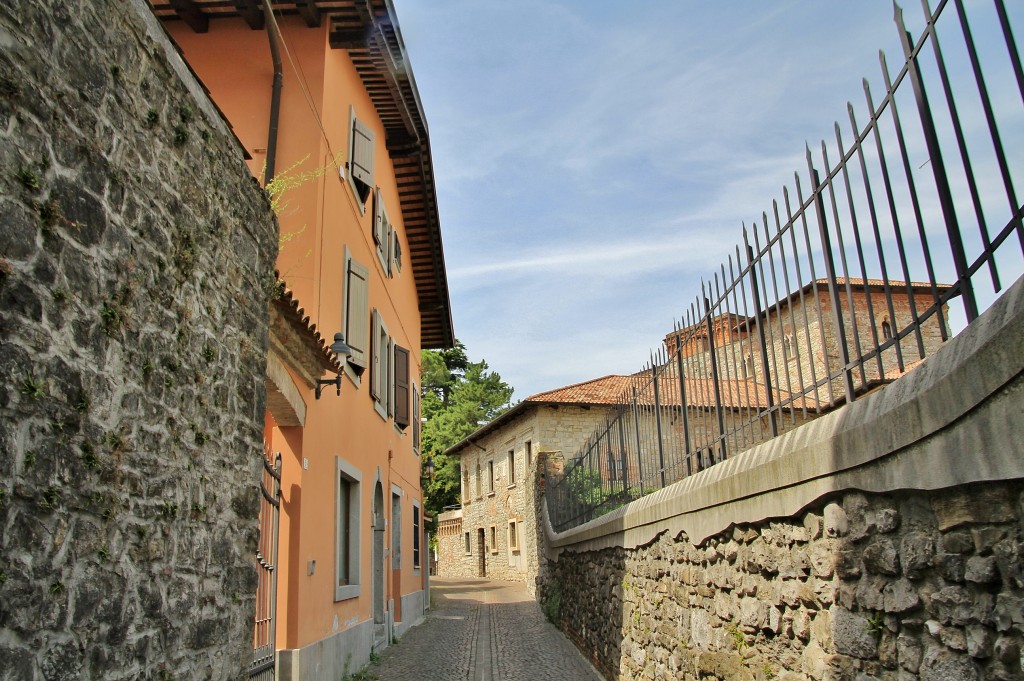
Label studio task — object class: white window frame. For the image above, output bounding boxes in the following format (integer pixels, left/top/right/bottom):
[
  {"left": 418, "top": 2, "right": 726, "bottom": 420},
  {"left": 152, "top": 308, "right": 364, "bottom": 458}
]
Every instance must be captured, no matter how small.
[
  {"left": 506, "top": 448, "right": 516, "bottom": 487},
  {"left": 335, "top": 457, "right": 362, "bottom": 601},
  {"left": 373, "top": 188, "right": 393, "bottom": 275},
  {"left": 487, "top": 459, "right": 495, "bottom": 495},
  {"left": 508, "top": 519, "right": 519, "bottom": 552},
  {"left": 463, "top": 531, "right": 471, "bottom": 555},
  {"left": 372, "top": 309, "right": 393, "bottom": 421},
  {"left": 391, "top": 485, "right": 402, "bottom": 570},
  {"left": 489, "top": 524, "right": 498, "bottom": 554},
  {"left": 412, "top": 499, "right": 421, "bottom": 575},
  {"left": 341, "top": 247, "right": 368, "bottom": 384}
]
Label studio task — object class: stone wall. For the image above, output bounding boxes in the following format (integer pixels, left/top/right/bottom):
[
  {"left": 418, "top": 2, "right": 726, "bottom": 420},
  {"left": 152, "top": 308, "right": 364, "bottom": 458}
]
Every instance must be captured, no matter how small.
[
  {"left": 537, "top": 274, "right": 1024, "bottom": 680},
  {"left": 0, "top": 1, "right": 278, "bottom": 679},
  {"left": 545, "top": 482, "right": 1024, "bottom": 681}
]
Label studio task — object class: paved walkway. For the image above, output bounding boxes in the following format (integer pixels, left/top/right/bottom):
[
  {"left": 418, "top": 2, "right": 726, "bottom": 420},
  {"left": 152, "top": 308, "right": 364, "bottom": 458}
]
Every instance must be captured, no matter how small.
[{"left": 364, "top": 578, "right": 603, "bottom": 681}]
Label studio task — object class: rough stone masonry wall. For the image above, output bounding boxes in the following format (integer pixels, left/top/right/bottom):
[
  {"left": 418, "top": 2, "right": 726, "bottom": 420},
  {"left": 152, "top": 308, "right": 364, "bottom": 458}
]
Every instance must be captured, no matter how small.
[
  {"left": 544, "top": 481, "right": 1024, "bottom": 681},
  {"left": 0, "top": 1, "right": 278, "bottom": 679}
]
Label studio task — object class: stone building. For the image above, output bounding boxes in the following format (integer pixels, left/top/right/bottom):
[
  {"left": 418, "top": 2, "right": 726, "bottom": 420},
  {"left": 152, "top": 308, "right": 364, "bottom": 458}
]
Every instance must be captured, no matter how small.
[
  {"left": 435, "top": 376, "right": 664, "bottom": 591},
  {"left": 664, "top": 278, "right": 954, "bottom": 410},
  {"left": 148, "top": 2, "right": 453, "bottom": 679}
]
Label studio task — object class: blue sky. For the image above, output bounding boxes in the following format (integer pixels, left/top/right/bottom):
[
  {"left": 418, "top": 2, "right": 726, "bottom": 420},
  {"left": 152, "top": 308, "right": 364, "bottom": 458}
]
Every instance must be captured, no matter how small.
[{"left": 396, "top": 1, "right": 1020, "bottom": 401}]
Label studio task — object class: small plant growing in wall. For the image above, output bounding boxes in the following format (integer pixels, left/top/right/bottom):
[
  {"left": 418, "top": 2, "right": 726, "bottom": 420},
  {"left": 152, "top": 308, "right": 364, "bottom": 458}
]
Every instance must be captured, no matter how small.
[
  {"left": 542, "top": 580, "right": 562, "bottom": 624},
  {"left": 16, "top": 167, "right": 41, "bottom": 191},
  {"left": 19, "top": 375, "right": 45, "bottom": 399},
  {"left": 726, "top": 622, "right": 747, "bottom": 652},
  {"left": 865, "top": 612, "right": 886, "bottom": 640}
]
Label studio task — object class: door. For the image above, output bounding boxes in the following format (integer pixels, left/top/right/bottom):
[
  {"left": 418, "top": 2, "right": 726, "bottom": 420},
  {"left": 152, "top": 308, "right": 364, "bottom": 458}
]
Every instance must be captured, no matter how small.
[{"left": 477, "top": 528, "right": 486, "bottom": 577}]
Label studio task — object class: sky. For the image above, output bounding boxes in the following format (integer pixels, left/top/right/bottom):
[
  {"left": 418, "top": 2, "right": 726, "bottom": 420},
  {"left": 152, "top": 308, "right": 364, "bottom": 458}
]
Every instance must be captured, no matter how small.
[{"left": 395, "top": 1, "right": 1022, "bottom": 402}]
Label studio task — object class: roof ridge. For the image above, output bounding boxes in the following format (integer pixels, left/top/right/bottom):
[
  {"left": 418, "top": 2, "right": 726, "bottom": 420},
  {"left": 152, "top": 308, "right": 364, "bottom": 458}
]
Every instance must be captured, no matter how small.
[{"left": 525, "top": 374, "right": 628, "bottom": 402}]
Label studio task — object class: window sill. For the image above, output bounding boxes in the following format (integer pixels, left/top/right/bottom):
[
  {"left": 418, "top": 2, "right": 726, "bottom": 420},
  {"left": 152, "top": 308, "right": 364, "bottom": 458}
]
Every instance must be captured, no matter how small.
[
  {"left": 511, "top": 548, "right": 520, "bottom": 554},
  {"left": 334, "top": 584, "right": 361, "bottom": 602},
  {"left": 490, "top": 550, "right": 498, "bottom": 555},
  {"left": 487, "top": 491, "right": 495, "bottom": 498},
  {"left": 506, "top": 483, "right": 516, "bottom": 490}
]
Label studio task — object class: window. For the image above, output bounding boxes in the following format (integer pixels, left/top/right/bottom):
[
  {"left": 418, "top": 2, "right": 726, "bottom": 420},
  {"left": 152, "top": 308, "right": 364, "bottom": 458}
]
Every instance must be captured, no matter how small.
[
  {"left": 342, "top": 249, "right": 369, "bottom": 376},
  {"left": 508, "top": 520, "right": 519, "bottom": 552},
  {"left": 394, "top": 345, "right": 411, "bottom": 430},
  {"left": 371, "top": 309, "right": 393, "bottom": 420},
  {"left": 487, "top": 460, "right": 495, "bottom": 494},
  {"left": 412, "top": 382, "right": 421, "bottom": 452},
  {"left": 463, "top": 532, "right": 471, "bottom": 555},
  {"left": 373, "top": 188, "right": 393, "bottom": 274},
  {"left": 783, "top": 334, "right": 795, "bottom": 362},
  {"left": 348, "top": 108, "right": 374, "bottom": 210},
  {"left": 335, "top": 457, "right": 362, "bottom": 601},
  {"left": 462, "top": 467, "right": 470, "bottom": 503},
  {"left": 392, "top": 228, "right": 402, "bottom": 274},
  {"left": 882, "top": 319, "right": 893, "bottom": 340},
  {"left": 507, "top": 449, "right": 516, "bottom": 486},
  {"left": 526, "top": 440, "right": 532, "bottom": 467},
  {"left": 391, "top": 488, "right": 402, "bottom": 570},
  {"left": 489, "top": 525, "right": 497, "bottom": 554},
  {"left": 412, "top": 501, "right": 421, "bottom": 572},
  {"left": 475, "top": 462, "right": 481, "bottom": 499}
]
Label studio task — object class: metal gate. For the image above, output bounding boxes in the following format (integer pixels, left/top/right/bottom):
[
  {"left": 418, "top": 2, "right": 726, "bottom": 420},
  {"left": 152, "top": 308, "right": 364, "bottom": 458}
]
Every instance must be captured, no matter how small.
[{"left": 251, "top": 444, "right": 282, "bottom": 680}]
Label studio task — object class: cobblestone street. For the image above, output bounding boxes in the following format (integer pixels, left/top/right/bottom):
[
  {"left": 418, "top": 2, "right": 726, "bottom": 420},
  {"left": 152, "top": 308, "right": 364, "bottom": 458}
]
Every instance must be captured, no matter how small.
[{"left": 364, "top": 578, "right": 602, "bottom": 681}]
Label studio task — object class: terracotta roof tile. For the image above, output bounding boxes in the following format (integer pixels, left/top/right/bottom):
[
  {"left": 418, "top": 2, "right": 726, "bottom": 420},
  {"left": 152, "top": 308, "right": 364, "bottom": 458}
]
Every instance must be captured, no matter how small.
[{"left": 270, "top": 274, "right": 342, "bottom": 375}]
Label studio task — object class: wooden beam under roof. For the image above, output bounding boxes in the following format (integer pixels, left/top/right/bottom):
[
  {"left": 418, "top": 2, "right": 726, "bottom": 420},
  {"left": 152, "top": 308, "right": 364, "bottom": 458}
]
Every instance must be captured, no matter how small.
[
  {"left": 233, "top": 0, "right": 265, "bottom": 29},
  {"left": 294, "top": 0, "right": 322, "bottom": 27},
  {"left": 169, "top": 0, "right": 209, "bottom": 33}
]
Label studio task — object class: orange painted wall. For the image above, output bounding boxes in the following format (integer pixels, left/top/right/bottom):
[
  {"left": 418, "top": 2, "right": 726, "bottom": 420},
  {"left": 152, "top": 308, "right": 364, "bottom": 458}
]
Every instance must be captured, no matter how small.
[{"left": 166, "top": 17, "right": 428, "bottom": 652}]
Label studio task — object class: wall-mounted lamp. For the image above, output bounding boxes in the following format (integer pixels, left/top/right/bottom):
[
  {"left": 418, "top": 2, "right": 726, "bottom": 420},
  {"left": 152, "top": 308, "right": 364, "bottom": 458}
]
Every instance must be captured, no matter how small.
[
  {"left": 315, "top": 333, "right": 353, "bottom": 399},
  {"left": 421, "top": 457, "right": 435, "bottom": 487}
]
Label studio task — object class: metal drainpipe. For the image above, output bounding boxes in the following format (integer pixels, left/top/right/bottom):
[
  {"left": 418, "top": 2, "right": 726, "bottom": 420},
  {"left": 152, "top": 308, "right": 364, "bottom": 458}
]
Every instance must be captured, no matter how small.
[{"left": 263, "top": 1, "right": 283, "bottom": 185}]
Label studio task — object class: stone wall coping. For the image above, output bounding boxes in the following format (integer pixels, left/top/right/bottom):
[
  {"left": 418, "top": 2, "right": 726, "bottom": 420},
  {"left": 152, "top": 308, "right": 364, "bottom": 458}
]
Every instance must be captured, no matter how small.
[{"left": 544, "top": 273, "right": 1024, "bottom": 554}]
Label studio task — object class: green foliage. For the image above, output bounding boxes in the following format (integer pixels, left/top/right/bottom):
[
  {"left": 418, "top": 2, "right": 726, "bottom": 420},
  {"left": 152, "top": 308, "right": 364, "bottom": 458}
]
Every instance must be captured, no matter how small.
[
  {"left": 726, "top": 622, "right": 747, "bottom": 651},
  {"left": 16, "top": 167, "right": 41, "bottom": 191},
  {"left": 19, "top": 375, "right": 45, "bottom": 399},
  {"left": 866, "top": 612, "right": 885, "bottom": 639},
  {"left": 420, "top": 340, "right": 513, "bottom": 518},
  {"left": 145, "top": 109, "right": 159, "bottom": 128},
  {"left": 542, "top": 580, "right": 562, "bottom": 624}
]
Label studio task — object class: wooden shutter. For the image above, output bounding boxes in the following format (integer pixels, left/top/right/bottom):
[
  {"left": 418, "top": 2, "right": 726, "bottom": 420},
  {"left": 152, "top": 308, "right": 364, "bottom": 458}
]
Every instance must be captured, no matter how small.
[
  {"left": 393, "top": 230, "right": 402, "bottom": 273},
  {"left": 351, "top": 116, "right": 374, "bottom": 194},
  {"left": 394, "top": 345, "right": 410, "bottom": 429},
  {"left": 345, "top": 257, "right": 369, "bottom": 372}
]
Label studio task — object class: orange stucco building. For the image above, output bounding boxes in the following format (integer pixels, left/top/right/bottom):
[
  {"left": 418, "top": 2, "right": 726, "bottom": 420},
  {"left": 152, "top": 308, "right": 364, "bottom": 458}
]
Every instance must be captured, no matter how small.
[{"left": 148, "top": 2, "right": 453, "bottom": 678}]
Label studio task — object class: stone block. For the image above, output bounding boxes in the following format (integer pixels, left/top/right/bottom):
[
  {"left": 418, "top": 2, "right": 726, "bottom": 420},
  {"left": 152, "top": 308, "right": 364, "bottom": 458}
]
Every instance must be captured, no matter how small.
[
  {"left": 994, "top": 594, "right": 1024, "bottom": 633},
  {"left": 942, "top": 531, "right": 976, "bottom": 555},
  {"left": 876, "top": 508, "right": 901, "bottom": 534},
  {"left": 965, "top": 556, "right": 999, "bottom": 585},
  {"left": 965, "top": 624, "right": 993, "bottom": 659},
  {"left": 932, "top": 487, "right": 1016, "bottom": 532},
  {"left": 863, "top": 538, "right": 900, "bottom": 576},
  {"left": 883, "top": 579, "right": 921, "bottom": 614},
  {"left": 934, "top": 552, "right": 966, "bottom": 583},
  {"left": 897, "top": 632, "right": 924, "bottom": 672},
  {"left": 919, "top": 647, "right": 981, "bottom": 681},
  {"left": 899, "top": 532, "right": 935, "bottom": 579},
  {"left": 830, "top": 606, "right": 878, "bottom": 659},
  {"left": 824, "top": 503, "right": 848, "bottom": 539}
]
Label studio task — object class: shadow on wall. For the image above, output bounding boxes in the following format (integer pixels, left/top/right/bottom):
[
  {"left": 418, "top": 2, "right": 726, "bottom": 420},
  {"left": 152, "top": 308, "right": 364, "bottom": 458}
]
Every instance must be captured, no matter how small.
[{"left": 542, "top": 547, "right": 626, "bottom": 681}]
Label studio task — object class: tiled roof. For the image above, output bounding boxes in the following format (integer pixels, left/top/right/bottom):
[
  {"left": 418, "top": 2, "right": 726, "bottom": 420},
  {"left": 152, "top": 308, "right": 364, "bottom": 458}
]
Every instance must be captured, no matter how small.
[
  {"left": 269, "top": 275, "right": 342, "bottom": 376},
  {"left": 525, "top": 375, "right": 634, "bottom": 405}
]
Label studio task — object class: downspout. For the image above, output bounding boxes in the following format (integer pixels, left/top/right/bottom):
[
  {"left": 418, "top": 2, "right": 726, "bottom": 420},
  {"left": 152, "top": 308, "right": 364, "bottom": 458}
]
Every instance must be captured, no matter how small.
[{"left": 263, "top": 0, "right": 283, "bottom": 184}]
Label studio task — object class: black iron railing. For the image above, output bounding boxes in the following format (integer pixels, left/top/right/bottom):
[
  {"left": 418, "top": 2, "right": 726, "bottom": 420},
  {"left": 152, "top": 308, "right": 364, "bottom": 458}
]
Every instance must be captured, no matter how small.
[{"left": 546, "top": 0, "right": 1024, "bottom": 533}]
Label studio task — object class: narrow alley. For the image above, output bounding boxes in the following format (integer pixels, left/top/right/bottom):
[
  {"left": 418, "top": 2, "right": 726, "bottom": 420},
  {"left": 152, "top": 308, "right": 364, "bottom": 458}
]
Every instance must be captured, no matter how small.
[{"left": 364, "top": 579, "right": 602, "bottom": 681}]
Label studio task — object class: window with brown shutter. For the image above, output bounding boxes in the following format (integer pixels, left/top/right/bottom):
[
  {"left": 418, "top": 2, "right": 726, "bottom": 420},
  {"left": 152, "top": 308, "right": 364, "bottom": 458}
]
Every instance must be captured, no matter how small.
[
  {"left": 412, "top": 383, "right": 421, "bottom": 452},
  {"left": 394, "top": 345, "right": 410, "bottom": 429},
  {"left": 343, "top": 251, "right": 369, "bottom": 375},
  {"left": 348, "top": 110, "right": 374, "bottom": 208}
]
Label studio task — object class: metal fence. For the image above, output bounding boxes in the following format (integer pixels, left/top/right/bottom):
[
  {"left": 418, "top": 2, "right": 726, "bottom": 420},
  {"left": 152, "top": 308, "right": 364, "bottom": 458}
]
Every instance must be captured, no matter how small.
[
  {"left": 251, "top": 445, "right": 282, "bottom": 680},
  {"left": 546, "top": 0, "right": 1024, "bottom": 532}
]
